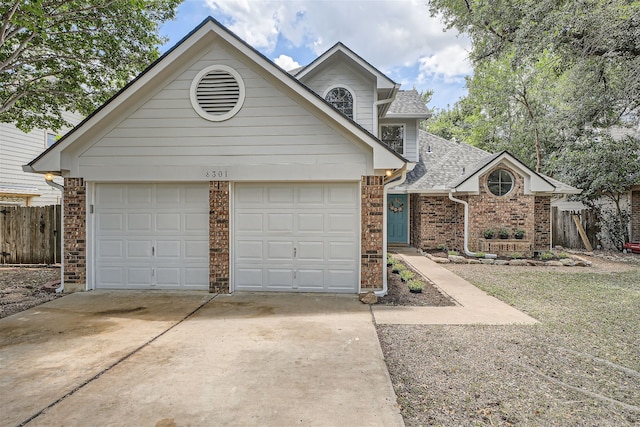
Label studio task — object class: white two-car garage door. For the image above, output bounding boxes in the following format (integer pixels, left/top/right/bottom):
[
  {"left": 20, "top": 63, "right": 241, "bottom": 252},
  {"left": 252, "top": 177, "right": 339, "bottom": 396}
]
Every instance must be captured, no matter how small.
[
  {"left": 95, "top": 183, "right": 209, "bottom": 290},
  {"left": 234, "top": 183, "right": 360, "bottom": 293}
]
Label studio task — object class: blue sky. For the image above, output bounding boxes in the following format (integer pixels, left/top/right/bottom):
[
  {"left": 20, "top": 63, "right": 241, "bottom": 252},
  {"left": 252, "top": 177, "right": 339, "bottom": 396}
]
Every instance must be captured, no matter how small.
[{"left": 159, "top": 0, "right": 472, "bottom": 110}]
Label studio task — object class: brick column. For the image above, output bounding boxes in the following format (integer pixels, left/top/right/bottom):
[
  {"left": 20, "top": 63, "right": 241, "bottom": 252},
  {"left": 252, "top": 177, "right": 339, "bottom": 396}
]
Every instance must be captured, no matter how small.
[
  {"left": 209, "top": 181, "right": 230, "bottom": 293},
  {"left": 63, "top": 178, "right": 86, "bottom": 292},
  {"left": 534, "top": 196, "right": 551, "bottom": 250},
  {"left": 361, "top": 176, "right": 384, "bottom": 290}
]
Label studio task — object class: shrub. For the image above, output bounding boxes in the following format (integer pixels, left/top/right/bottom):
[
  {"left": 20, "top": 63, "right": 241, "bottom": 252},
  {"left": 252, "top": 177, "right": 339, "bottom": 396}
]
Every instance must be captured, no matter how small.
[
  {"left": 448, "top": 250, "right": 459, "bottom": 256},
  {"left": 498, "top": 228, "right": 510, "bottom": 238},
  {"left": 483, "top": 229, "right": 495, "bottom": 239},
  {"left": 558, "top": 252, "right": 569, "bottom": 259},
  {"left": 539, "top": 252, "right": 554, "bottom": 261},
  {"left": 399, "top": 269, "right": 415, "bottom": 282},
  {"left": 392, "top": 263, "right": 406, "bottom": 274},
  {"left": 436, "top": 243, "right": 448, "bottom": 251},
  {"left": 475, "top": 252, "right": 486, "bottom": 258},
  {"left": 386, "top": 253, "right": 395, "bottom": 266},
  {"left": 510, "top": 252, "right": 523, "bottom": 259},
  {"left": 514, "top": 229, "right": 525, "bottom": 239},
  {"left": 407, "top": 279, "right": 425, "bottom": 292}
]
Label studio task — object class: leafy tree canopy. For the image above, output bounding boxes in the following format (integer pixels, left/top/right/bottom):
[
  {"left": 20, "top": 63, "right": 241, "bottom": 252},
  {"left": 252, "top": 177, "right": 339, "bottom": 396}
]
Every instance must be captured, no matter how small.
[{"left": 0, "top": 0, "right": 181, "bottom": 132}]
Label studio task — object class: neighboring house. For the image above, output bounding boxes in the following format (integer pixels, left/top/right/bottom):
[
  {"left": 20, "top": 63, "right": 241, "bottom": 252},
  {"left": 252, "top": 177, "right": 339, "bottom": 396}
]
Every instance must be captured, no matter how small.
[
  {"left": 23, "top": 17, "right": 580, "bottom": 295},
  {"left": 0, "top": 112, "right": 80, "bottom": 206},
  {"left": 390, "top": 132, "right": 581, "bottom": 257}
]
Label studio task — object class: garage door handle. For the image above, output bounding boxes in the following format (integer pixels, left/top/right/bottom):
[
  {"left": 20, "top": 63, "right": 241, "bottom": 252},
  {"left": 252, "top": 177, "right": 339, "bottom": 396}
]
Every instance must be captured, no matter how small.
[
  {"left": 294, "top": 247, "right": 296, "bottom": 257},
  {"left": 152, "top": 246, "right": 155, "bottom": 256}
]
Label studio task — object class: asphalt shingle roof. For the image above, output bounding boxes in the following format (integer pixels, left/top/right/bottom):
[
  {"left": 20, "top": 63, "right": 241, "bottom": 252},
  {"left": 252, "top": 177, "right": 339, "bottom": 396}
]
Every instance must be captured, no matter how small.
[
  {"left": 387, "top": 89, "right": 430, "bottom": 117},
  {"left": 402, "top": 131, "right": 492, "bottom": 191}
]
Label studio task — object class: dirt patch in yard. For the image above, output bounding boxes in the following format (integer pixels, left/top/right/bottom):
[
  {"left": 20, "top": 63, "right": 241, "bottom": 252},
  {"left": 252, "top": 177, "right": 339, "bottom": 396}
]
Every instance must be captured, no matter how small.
[
  {"left": 378, "top": 253, "right": 640, "bottom": 426},
  {"left": 0, "top": 267, "right": 62, "bottom": 319}
]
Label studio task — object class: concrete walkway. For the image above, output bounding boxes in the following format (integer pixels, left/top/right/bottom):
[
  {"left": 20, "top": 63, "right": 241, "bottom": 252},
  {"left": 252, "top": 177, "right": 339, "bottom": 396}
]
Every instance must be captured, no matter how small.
[
  {"left": 372, "top": 248, "right": 538, "bottom": 325},
  {"left": 1, "top": 292, "right": 403, "bottom": 427}
]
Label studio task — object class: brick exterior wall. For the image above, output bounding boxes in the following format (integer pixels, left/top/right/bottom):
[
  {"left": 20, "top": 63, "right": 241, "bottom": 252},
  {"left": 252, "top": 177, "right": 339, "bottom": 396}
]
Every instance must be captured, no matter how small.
[
  {"left": 534, "top": 196, "right": 551, "bottom": 250},
  {"left": 410, "top": 166, "right": 552, "bottom": 257},
  {"left": 409, "top": 194, "right": 464, "bottom": 251},
  {"left": 361, "top": 176, "right": 383, "bottom": 290},
  {"left": 63, "top": 178, "right": 86, "bottom": 291},
  {"left": 209, "top": 181, "right": 230, "bottom": 293},
  {"left": 631, "top": 189, "right": 640, "bottom": 241}
]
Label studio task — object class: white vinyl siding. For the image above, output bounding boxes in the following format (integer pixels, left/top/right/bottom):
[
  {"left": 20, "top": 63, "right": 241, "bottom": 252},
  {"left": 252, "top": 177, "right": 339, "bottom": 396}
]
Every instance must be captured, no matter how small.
[
  {"left": 73, "top": 41, "right": 373, "bottom": 182},
  {"left": 300, "top": 61, "right": 376, "bottom": 133},
  {"left": 0, "top": 111, "right": 81, "bottom": 206},
  {"left": 234, "top": 182, "right": 359, "bottom": 293}
]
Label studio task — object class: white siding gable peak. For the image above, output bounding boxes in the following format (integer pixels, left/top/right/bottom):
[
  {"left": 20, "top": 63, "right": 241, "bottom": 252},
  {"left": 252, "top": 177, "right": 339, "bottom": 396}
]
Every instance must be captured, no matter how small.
[{"left": 26, "top": 17, "right": 405, "bottom": 176}]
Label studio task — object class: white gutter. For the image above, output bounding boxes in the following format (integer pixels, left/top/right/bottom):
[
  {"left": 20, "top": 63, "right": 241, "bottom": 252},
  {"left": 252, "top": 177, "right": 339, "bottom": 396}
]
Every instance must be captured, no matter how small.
[
  {"left": 376, "top": 164, "right": 409, "bottom": 297},
  {"left": 448, "top": 190, "right": 497, "bottom": 259},
  {"left": 44, "top": 175, "right": 64, "bottom": 293}
]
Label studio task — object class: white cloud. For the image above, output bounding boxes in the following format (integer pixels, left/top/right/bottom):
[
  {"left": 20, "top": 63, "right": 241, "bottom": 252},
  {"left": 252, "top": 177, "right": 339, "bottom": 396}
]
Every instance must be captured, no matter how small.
[
  {"left": 418, "top": 44, "right": 472, "bottom": 83},
  {"left": 273, "top": 54, "right": 300, "bottom": 71},
  {"left": 203, "top": 0, "right": 470, "bottom": 67}
]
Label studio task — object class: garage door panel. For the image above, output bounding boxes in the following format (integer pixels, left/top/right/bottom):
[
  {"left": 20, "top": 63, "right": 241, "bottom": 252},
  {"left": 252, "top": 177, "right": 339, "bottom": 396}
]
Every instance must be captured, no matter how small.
[
  {"left": 236, "top": 268, "right": 264, "bottom": 288},
  {"left": 185, "top": 213, "right": 208, "bottom": 231},
  {"left": 97, "top": 240, "right": 124, "bottom": 259},
  {"left": 127, "top": 186, "right": 153, "bottom": 205},
  {"left": 267, "top": 269, "right": 294, "bottom": 288},
  {"left": 297, "top": 241, "right": 324, "bottom": 261},
  {"left": 95, "top": 183, "right": 209, "bottom": 290},
  {"left": 156, "top": 240, "right": 181, "bottom": 259},
  {"left": 127, "top": 267, "right": 153, "bottom": 286},
  {"left": 267, "top": 213, "right": 293, "bottom": 232},
  {"left": 156, "top": 268, "right": 181, "bottom": 286},
  {"left": 236, "top": 213, "right": 263, "bottom": 232},
  {"left": 127, "top": 240, "right": 152, "bottom": 258},
  {"left": 234, "top": 183, "right": 359, "bottom": 293},
  {"left": 98, "top": 213, "right": 124, "bottom": 231},
  {"left": 298, "top": 213, "right": 324, "bottom": 232},
  {"left": 236, "top": 240, "right": 263, "bottom": 261},
  {"left": 267, "top": 241, "right": 294, "bottom": 261},
  {"left": 128, "top": 213, "right": 153, "bottom": 232},
  {"left": 156, "top": 213, "right": 181, "bottom": 231},
  {"left": 185, "top": 240, "right": 208, "bottom": 260},
  {"left": 328, "top": 241, "right": 357, "bottom": 261}
]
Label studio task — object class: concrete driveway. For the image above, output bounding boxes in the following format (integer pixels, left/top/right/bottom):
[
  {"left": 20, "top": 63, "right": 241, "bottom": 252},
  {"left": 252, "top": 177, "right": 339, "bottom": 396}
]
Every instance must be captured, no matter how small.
[{"left": 0, "top": 291, "right": 403, "bottom": 426}]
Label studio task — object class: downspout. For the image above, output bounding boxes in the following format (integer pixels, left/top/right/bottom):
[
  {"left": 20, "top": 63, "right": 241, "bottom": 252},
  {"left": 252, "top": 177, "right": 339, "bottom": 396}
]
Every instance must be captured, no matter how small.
[
  {"left": 376, "top": 164, "right": 409, "bottom": 297},
  {"left": 44, "top": 174, "right": 64, "bottom": 293},
  {"left": 448, "top": 190, "right": 497, "bottom": 259}
]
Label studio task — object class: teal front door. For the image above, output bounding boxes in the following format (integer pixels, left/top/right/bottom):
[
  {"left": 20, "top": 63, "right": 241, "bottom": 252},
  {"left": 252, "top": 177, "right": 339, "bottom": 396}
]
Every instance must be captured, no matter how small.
[{"left": 387, "top": 194, "right": 408, "bottom": 244}]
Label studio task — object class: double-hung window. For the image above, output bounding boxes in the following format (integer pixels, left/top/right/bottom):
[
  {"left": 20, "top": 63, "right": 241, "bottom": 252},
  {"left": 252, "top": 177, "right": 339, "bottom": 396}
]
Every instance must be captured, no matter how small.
[{"left": 380, "top": 125, "right": 404, "bottom": 155}]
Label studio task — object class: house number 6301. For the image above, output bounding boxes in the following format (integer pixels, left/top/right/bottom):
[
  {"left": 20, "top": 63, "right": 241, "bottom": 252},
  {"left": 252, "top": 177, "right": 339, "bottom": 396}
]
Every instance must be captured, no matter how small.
[{"left": 205, "top": 170, "right": 229, "bottom": 178}]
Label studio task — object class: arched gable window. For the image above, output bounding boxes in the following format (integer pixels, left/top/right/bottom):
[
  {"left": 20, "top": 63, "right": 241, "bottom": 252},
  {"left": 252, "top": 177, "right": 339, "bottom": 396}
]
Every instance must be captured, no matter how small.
[{"left": 324, "top": 87, "right": 354, "bottom": 119}]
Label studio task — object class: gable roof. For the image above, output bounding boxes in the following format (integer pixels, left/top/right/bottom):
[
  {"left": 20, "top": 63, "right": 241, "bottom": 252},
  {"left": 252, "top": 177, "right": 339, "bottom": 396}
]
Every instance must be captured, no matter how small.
[
  {"left": 386, "top": 90, "right": 431, "bottom": 119},
  {"left": 294, "top": 42, "right": 397, "bottom": 91},
  {"left": 26, "top": 17, "right": 406, "bottom": 175},
  {"left": 396, "top": 130, "right": 580, "bottom": 194}
]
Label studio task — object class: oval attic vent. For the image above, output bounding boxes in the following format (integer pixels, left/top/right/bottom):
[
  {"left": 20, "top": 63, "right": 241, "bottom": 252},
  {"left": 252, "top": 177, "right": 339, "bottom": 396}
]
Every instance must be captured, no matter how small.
[{"left": 190, "top": 65, "right": 245, "bottom": 121}]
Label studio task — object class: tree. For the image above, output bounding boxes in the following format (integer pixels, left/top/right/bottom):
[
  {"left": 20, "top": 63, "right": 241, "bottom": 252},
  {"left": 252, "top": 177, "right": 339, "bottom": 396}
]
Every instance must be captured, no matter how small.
[
  {"left": 0, "top": 0, "right": 181, "bottom": 132},
  {"left": 437, "top": 0, "right": 640, "bottom": 123},
  {"left": 552, "top": 131, "right": 640, "bottom": 250}
]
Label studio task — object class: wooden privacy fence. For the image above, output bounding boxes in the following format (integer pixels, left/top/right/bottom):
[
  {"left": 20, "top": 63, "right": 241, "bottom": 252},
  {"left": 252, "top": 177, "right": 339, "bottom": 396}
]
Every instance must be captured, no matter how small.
[
  {"left": 0, "top": 205, "right": 61, "bottom": 264},
  {"left": 552, "top": 207, "right": 598, "bottom": 250}
]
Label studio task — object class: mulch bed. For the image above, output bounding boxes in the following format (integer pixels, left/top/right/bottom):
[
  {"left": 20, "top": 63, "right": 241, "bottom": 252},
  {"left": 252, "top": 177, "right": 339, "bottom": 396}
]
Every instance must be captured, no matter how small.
[{"left": 377, "top": 259, "right": 456, "bottom": 307}]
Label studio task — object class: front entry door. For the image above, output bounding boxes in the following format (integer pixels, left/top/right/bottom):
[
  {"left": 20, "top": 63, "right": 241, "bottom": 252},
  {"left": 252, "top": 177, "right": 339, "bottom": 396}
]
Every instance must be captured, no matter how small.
[{"left": 387, "top": 194, "right": 408, "bottom": 244}]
